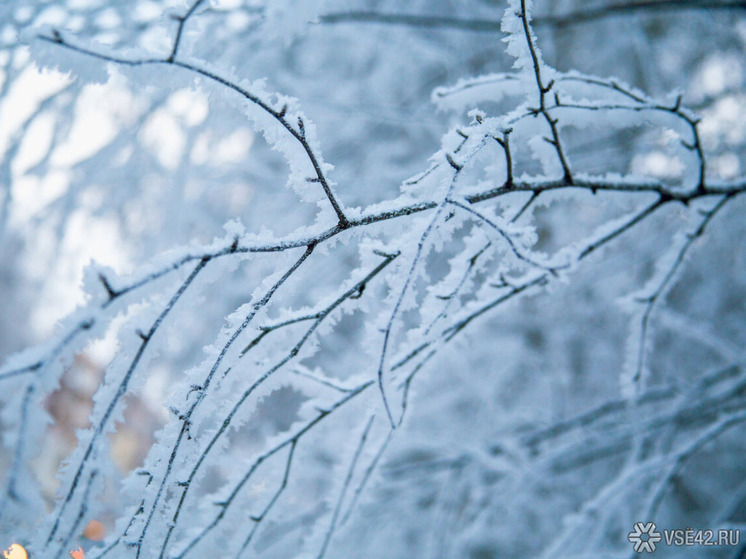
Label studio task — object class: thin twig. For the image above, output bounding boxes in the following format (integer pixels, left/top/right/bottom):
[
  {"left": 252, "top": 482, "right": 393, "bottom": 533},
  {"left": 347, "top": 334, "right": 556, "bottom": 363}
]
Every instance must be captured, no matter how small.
[
  {"left": 316, "top": 415, "right": 376, "bottom": 559},
  {"left": 44, "top": 258, "right": 209, "bottom": 553}
]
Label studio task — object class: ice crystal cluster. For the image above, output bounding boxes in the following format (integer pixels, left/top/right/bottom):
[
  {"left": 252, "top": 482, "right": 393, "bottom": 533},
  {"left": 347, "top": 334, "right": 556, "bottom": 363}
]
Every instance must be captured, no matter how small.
[{"left": 0, "top": 1, "right": 745, "bottom": 558}]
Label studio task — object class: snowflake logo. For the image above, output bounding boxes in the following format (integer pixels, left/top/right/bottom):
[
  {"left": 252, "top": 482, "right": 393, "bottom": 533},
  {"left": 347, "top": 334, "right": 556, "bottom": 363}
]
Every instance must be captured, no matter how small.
[{"left": 628, "top": 522, "right": 662, "bottom": 553}]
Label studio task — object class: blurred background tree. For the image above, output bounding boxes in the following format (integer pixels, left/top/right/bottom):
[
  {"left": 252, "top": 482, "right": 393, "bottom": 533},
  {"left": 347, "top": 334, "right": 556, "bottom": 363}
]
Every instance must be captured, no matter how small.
[{"left": 0, "top": 1, "right": 745, "bottom": 558}]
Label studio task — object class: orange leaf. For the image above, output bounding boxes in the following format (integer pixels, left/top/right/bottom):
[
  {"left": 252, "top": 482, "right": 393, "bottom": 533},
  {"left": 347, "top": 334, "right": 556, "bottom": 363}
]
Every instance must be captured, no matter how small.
[{"left": 3, "top": 544, "right": 29, "bottom": 559}]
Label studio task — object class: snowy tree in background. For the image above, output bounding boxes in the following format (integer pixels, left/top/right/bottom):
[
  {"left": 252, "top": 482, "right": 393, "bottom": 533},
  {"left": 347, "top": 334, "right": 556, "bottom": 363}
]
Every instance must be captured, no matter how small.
[{"left": 1, "top": 0, "right": 745, "bottom": 557}]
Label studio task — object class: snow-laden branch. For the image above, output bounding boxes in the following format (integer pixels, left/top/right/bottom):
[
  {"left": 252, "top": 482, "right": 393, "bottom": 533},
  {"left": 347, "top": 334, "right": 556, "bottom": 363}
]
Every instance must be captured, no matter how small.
[{"left": 1, "top": 1, "right": 744, "bottom": 557}]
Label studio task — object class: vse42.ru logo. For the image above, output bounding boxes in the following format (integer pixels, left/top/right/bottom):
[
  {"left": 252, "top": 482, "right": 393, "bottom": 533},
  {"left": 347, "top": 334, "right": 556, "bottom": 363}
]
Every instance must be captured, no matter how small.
[
  {"left": 628, "top": 522, "right": 740, "bottom": 553},
  {"left": 662, "top": 528, "right": 740, "bottom": 547}
]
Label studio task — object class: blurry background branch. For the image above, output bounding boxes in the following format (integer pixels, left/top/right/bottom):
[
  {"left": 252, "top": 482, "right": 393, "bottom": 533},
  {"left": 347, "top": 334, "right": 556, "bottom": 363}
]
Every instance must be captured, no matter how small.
[
  {"left": 0, "top": 1, "right": 744, "bottom": 558},
  {"left": 320, "top": 1, "right": 746, "bottom": 32}
]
